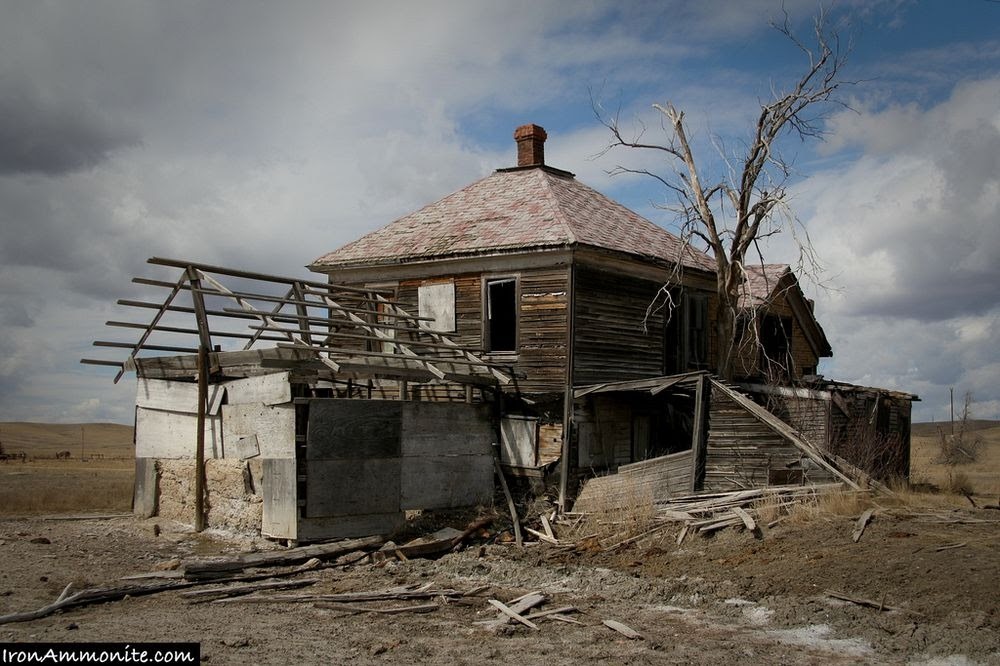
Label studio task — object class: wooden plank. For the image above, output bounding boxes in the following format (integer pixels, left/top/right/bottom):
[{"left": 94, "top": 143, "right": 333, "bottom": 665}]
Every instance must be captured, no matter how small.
[
  {"left": 136, "top": 377, "right": 224, "bottom": 415},
  {"left": 852, "top": 508, "right": 875, "bottom": 543},
  {"left": 133, "top": 457, "right": 158, "bottom": 519},
  {"left": 224, "top": 372, "right": 291, "bottom": 405},
  {"left": 261, "top": 458, "right": 297, "bottom": 540},
  {"left": 731, "top": 506, "right": 757, "bottom": 532},
  {"left": 488, "top": 599, "right": 539, "bottom": 630},
  {"left": 602, "top": 619, "right": 643, "bottom": 639},
  {"left": 135, "top": 407, "right": 223, "bottom": 459},
  {"left": 222, "top": 403, "right": 295, "bottom": 459},
  {"left": 180, "top": 535, "right": 385, "bottom": 577}
]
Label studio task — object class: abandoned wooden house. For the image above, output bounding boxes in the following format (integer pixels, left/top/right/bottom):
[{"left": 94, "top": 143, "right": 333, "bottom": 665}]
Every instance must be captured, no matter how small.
[
  {"left": 83, "top": 124, "right": 916, "bottom": 541},
  {"left": 307, "top": 124, "right": 912, "bottom": 502}
]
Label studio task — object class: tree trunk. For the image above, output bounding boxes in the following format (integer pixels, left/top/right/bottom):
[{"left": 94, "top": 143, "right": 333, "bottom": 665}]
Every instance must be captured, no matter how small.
[{"left": 715, "top": 290, "right": 737, "bottom": 381}]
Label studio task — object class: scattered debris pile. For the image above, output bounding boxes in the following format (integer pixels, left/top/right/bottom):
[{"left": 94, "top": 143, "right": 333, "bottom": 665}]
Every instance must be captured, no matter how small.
[{"left": 527, "top": 483, "right": 870, "bottom": 552}]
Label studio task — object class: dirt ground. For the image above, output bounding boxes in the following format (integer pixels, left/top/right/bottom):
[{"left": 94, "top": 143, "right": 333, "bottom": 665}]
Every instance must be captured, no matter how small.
[{"left": 1, "top": 505, "right": 998, "bottom": 665}]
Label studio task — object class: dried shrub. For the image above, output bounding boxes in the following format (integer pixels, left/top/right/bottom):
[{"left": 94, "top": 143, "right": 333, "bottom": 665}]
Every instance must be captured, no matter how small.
[
  {"left": 569, "top": 476, "right": 656, "bottom": 545},
  {"left": 936, "top": 392, "right": 982, "bottom": 466},
  {"left": 786, "top": 488, "right": 871, "bottom": 524},
  {"left": 946, "top": 470, "right": 974, "bottom": 497},
  {"left": 750, "top": 489, "right": 784, "bottom": 525},
  {"left": 831, "top": 424, "right": 907, "bottom": 482}
]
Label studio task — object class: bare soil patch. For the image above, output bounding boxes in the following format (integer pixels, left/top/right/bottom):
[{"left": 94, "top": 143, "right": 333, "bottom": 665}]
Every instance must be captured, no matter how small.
[{"left": 1, "top": 504, "right": 997, "bottom": 665}]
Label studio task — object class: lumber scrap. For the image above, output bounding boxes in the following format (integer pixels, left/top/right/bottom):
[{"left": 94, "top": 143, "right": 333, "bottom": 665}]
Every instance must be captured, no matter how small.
[
  {"left": 494, "top": 456, "right": 523, "bottom": 547},
  {"left": 825, "top": 589, "right": 903, "bottom": 613},
  {"left": 602, "top": 619, "right": 643, "bottom": 639},
  {"left": 524, "top": 527, "right": 560, "bottom": 545},
  {"left": 488, "top": 599, "right": 540, "bottom": 630},
  {"left": 476, "top": 593, "right": 546, "bottom": 630},
  {"left": 314, "top": 602, "right": 439, "bottom": 615},
  {"left": 731, "top": 506, "right": 757, "bottom": 532},
  {"left": 181, "top": 578, "right": 318, "bottom": 601},
  {"left": 852, "top": 508, "right": 875, "bottom": 543},
  {"left": 181, "top": 535, "right": 383, "bottom": 578},
  {"left": 0, "top": 566, "right": 317, "bottom": 626},
  {"left": 214, "top": 584, "right": 489, "bottom": 605}
]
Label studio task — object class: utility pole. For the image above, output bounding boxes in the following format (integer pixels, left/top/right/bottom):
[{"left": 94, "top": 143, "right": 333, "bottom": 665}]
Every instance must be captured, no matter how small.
[{"left": 950, "top": 387, "right": 955, "bottom": 436}]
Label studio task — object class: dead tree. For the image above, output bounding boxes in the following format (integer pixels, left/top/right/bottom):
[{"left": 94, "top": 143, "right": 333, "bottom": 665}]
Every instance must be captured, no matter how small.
[{"left": 597, "top": 9, "right": 851, "bottom": 380}]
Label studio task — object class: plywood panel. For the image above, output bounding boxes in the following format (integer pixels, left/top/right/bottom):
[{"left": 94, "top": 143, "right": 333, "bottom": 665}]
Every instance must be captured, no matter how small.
[
  {"left": 307, "top": 400, "right": 401, "bottom": 460},
  {"left": 222, "top": 403, "right": 295, "bottom": 459},
  {"left": 224, "top": 371, "right": 291, "bottom": 406},
  {"left": 135, "top": 407, "right": 223, "bottom": 459},
  {"left": 136, "top": 378, "right": 224, "bottom": 415},
  {"left": 297, "top": 513, "right": 403, "bottom": 541},
  {"left": 262, "top": 458, "right": 297, "bottom": 540},
  {"left": 305, "top": 458, "right": 401, "bottom": 516},
  {"left": 401, "top": 457, "right": 493, "bottom": 509},
  {"left": 401, "top": 402, "right": 493, "bottom": 456}
]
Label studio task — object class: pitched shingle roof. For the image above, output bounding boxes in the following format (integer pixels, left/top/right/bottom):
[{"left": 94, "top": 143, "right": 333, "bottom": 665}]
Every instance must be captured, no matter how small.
[
  {"left": 739, "top": 264, "right": 792, "bottom": 308},
  {"left": 309, "top": 167, "right": 715, "bottom": 272}
]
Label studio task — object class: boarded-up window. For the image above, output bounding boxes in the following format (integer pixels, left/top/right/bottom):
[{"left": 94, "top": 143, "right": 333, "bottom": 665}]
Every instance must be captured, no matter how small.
[
  {"left": 486, "top": 278, "right": 517, "bottom": 352},
  {"left": 500, "top": 415, "right": 537, "bottom": 467},
  {"left": 418, "top": 280, "right": 456, "bottom": 332}
]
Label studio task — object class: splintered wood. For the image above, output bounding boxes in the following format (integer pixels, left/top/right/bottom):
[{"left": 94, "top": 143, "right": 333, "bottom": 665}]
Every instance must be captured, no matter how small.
[
  {"left": 474, "top": 591, "right": 582, "bottom": 632},
  {"left": 568, "top": 483, "right": 868, "bottom": 550}
]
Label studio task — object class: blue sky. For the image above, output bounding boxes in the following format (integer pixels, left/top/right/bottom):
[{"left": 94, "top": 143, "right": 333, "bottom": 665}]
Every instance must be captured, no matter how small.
[{"left": 0, "top": 0, "right": 997, "bottom": 424}]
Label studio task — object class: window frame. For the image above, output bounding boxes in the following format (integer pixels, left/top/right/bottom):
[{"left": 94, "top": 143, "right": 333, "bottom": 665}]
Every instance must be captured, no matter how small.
[{"left": 482, "top": 274, "right": 520, "bottom": 353}]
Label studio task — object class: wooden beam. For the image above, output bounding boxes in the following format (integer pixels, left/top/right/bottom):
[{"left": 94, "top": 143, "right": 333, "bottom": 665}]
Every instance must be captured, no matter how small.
[{"left": 194, "top": 346, "right": 207, "bottom": 532}]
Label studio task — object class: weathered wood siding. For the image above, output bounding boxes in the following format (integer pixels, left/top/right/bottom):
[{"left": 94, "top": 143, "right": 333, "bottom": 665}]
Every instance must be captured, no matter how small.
[
  {"left": 572, "top": 449, "right": 693, "bottom": 511},
  {"left": 762, "top": 395, "right": 831, "bottom": 450},
  {"left": 703, "top": 391, "right": 834, "bottom": 492},
  {"left": 396, "top": 268, "right": 569, "bottom": 394},
  {"left": 573, "top": 267, "right": 664, "bottom": 385},
  {"left": 733, "top": 282, "right": 821, "bottom": 380}
]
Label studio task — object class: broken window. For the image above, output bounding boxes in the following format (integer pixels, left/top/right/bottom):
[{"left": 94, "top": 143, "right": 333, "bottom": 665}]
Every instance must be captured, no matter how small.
[
  {"left": 485, "top": 278, "right": 517, "bottom": 352},
  {"left": 760, "top": 314, "right": 792, "bottom": 379}
]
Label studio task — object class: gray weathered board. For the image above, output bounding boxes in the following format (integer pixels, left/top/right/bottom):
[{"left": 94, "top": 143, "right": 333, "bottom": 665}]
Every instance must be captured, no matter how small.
[
  {"left": 135, "top": 407, "right": 223, "bottom": 458},
  {"left": 222, "top": 403, "right": 295, "bottom": 459},
  {"left": 223, "top": 371, "right": 291, "bottom": 406},
  {"left": 136, "top": 377, "right": 224, "bottom": 415},
  {"left": 261, "top": 458, "right": 297, "bottom": 540},
  {"left": 133, "top": 457, "right": 158, "bottom": 518}
]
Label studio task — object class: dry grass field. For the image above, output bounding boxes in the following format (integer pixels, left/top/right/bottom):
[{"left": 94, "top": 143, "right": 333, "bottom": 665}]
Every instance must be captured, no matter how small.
[
  {"left": 0, "top": 422, "right": 134, "bottom": 516},
  {"left": 910, "top": 419, "right": 1000, "bottom": 497}
]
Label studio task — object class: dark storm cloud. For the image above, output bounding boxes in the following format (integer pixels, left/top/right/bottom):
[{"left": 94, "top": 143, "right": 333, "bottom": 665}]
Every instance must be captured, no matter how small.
[{"left": 0, "top": 78, "right": 139, "bottom": 176}]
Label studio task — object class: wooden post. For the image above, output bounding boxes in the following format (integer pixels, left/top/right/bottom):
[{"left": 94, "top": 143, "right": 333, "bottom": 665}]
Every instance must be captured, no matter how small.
[
  {"left": 194, "top": 345, "right": 208, "bottom": 532},
  {"left": 558, "top": 263, "right": 576, "bottom": 513},
  {"left": 689, "top": 373, "right": 708, "bottom": 493}
]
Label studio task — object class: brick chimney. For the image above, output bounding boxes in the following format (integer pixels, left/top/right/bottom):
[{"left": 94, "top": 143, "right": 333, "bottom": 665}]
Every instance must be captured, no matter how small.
[{"left": 514, "top": 124, "right": 546, "bottom": 167}]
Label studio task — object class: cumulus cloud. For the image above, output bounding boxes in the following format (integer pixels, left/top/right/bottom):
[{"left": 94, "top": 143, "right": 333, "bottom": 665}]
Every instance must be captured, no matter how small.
[{"left": 793, "top": 77, "right": 1000, "bottom": 420}]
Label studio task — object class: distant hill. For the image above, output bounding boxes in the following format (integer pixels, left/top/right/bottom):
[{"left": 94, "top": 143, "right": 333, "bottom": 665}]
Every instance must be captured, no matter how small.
[
  {"left": 912, "top": 420, "right": 998, "bottom": 438},
  {"left": 0, "top": 422, "right": 133, "bottom": 459}
]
